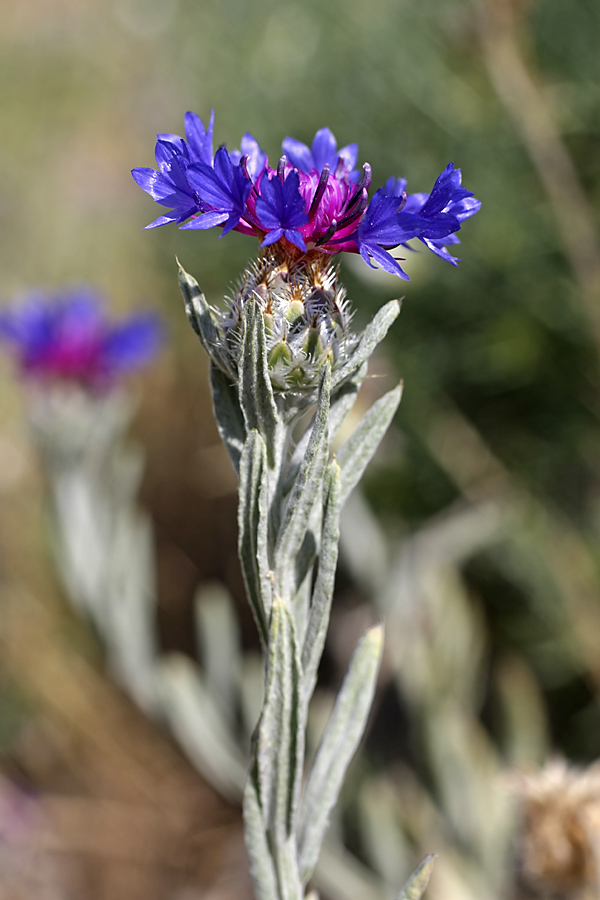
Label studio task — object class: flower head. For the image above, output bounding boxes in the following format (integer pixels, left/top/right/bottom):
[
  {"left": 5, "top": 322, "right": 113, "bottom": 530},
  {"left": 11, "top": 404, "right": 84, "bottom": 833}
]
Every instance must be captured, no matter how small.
[
  {"left": 133, "top": 112, "right": 480, "bottom": 279},
  {"left": 0, "top": 289, "right": 162, "bottom": 388}
]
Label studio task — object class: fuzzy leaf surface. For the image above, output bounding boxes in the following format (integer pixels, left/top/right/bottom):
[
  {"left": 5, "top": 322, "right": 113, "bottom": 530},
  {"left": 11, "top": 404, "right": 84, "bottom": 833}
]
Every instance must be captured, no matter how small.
[
  {"left": 328, "top": 361, "right": 368, "bottom": 438},
  {"left": 256, "top": 597, "right": 304, "bottom": 842},
  {"left": 210, "top": 362, "right": 246, "bottom": 474},
  {"left": 301, "top": 461, "right": 342, "bottom": 703},
  {"left": 177, "top": 262, "right": 233, "bottom": 375},
  {"left": 288, "top": 364, "right": 366, "bottom": 483},
  {"left": 272, "top": 837, "right": 304, "bottom": 900},
  {"left": 238, "top": 430, "right": 271, "bottom": 646},
  {"left": 297, "top": 624, "right": 384, "bottom": 883},
  {"left": 243, "top": 775, "right": 280, "bottom": 900},
  {"left": 336, "top": 383, "right": 403, "bottom": 504},
  {"left": 239, "top": 299, "right": 279, "bottom": 468},
  {"left": 275, "top": 364, "right": 330, "bottom": 600},
  {"left": 331, "top": 300, "right": 401, "bottom": 391}
]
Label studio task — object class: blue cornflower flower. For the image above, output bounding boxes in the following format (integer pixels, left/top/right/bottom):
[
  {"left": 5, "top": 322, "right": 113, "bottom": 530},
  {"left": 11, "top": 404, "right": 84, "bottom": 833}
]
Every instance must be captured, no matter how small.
[
  {"left": 182, "top": 147, "right": 253, "bottom": 234},
  {"left": 254, "top": 170, "right": 310, "bottom": 252},
  {"left": 282, "top": 127, "right": 358, "bottom": 178},
  {"left": 0, "top": 289, "right": 162, "bottom": 388},
  {"left": 133, "top": 111, "right": 480, "bottom": 278}
]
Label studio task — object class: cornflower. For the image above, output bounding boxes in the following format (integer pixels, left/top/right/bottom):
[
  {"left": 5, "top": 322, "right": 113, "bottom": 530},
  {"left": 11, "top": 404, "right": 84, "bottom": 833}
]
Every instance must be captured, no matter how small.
[
  {"left": 132, "top": 112, "right": 480, "bottom": 280},
  {"left": 0, "top": 288, "right": 162, "bottom": 388}
]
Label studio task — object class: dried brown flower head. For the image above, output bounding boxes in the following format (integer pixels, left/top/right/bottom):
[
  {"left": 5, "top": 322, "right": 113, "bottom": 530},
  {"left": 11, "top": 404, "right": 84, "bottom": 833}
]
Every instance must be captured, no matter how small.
[{"left": 513, "top": 758, "right": 600, "bottom": 898}]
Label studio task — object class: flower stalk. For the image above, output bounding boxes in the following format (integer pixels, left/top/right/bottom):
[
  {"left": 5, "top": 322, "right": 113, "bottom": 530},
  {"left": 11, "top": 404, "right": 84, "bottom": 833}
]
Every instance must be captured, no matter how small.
[{"left": 178, "top": 255, "right": 399, "bottom": 899}]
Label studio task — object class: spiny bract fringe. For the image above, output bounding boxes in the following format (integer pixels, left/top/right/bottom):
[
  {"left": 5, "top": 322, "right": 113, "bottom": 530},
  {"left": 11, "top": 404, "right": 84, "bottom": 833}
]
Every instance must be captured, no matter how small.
[{"left": 222, "top": 249, "right": 356, "bottom": 393}]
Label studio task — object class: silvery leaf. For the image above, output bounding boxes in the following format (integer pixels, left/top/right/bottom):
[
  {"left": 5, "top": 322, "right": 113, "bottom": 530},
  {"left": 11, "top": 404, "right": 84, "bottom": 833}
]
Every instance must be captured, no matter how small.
[
  {"left": 336, "top": 383, "right": 402, "bottom": 504},
  {"left": 396, "top": 855, "right": 435, "bottom": 900},
  {"left": 238, "top": 430, "right": 272, "bottom": 647},
  {"left": 331, "top": 300, "right": 401, "bottom": 391},
  {"left": 210, "top": 362, "right": 246, "bottom": 475},
  {"left": 177, "top": 262, "right": 233, "bottom": 376},
  {"left": 302, "top": 460, "right": 342, "bottom": 704},
  {"left": 239, "top": 299, "right": 279, "bottom": 468},
  {"left": 256, "top": 597, "right": 303, "bottom": 842},
  {"left": 243, "top": 773, "right": 280, "bottom": 900},
  {"left": 275, "top": 364, "right": 330, "bottom": 601},
  {"left": 297, "top": 624, "right": 384, "bottom": 882}
]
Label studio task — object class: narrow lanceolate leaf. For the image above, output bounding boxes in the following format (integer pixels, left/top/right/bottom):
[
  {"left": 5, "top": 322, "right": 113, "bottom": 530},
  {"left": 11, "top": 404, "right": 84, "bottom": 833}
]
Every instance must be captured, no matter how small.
[
  {"left": 331, "top": 299, "right": 401, "bottom": 391},
  {"left": 275, "top": 364, "right": 330, "bottom": 599},
  {"left": 272, "top": 836, "right": 304, "bottom": 900},
  {"left": 243, "top": 773, "right": 279, "bottom": 900},
  {"left": 336, "top": 383, "right": 403, "bottom": 505},
  {"left": 297, "top": 624, "right": 384, "bottom": 883},
  {"left": 238, "top": 431, "right": 271, "bottom": 647},
  {"left": 256, "top": 598, "right": 304, "bottom": 842},
  {"left": 239, "top": 299, "right": 279, "bottom": 468},
  {"left": 328, "top": 361, "right": 368, "bottom": 440},
  {"left": 177, "top": 262, "right": 233, "bottom": 376},
  {"left": 288, "top": 365, "right": 366, "bottom": 483},
  {"left": 301, "top": 461, "right": 342, "bottom": 703},
  {"left": 396, "top": 855, "right": 435, "bottom": 900},
  {"left": 210, "top": 362, "right": 246, "bottom": 474},
  {"left": 290, "top": 526, "right": 318, "bottom": 646}
]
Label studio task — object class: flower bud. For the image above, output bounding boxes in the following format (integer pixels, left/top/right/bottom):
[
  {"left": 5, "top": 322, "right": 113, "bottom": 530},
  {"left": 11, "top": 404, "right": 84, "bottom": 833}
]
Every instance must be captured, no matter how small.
[{"left": 220, "top": 248, "right": 355, "bottom": 394}]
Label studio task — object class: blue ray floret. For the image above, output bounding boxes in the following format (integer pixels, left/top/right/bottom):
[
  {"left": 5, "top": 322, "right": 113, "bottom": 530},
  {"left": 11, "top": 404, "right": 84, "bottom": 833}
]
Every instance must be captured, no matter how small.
[
  {"left": 386, "top": 163, "right": 482, "bottom": 265},
  {"left": 229, "top": 133, "right": 267, "bottom": 180},
  {"left": 353, "top": 192, "right": 429, "bottom": 279},
  {"left": 183, "top": 147, "right": 253, "bottom": 235},
  {"left": 182, "top": 110, "right": 215, "bottom": 166},
  {"left": 255, "top": 170, "right": 310, "bottom": 251},
  {"left": 282, "top": 126, "right": 358, "bottom": 179},
  {"left": 132, "top": 111, "right": 480, "bottom": 278},
  {"left": 131, "top": 145, "right": 200, "bottom": 229}
]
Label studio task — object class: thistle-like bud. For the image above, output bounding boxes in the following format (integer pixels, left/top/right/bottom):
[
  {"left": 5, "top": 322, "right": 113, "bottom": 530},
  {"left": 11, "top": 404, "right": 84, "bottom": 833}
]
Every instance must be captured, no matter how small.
[{"left": 221, "top": 249, "right": 356, "bottom": 393}]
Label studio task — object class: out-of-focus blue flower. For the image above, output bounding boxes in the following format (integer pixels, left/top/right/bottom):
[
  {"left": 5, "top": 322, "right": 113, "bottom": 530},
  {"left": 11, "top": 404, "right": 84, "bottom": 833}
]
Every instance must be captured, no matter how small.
[
  {"left": 133, "top": 112, "right": 480, "bottom": 279},
  {"left": 0, "top": 289, "right": 162, "bottom": 388}
]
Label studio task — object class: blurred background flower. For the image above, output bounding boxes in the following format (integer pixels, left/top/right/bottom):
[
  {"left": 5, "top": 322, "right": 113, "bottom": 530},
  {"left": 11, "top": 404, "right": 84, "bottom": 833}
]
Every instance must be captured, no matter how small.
[
  {"left": 0, "top": 288, "right": 162, "bottom": 386},
  {"left": 1, "top": 0, "right": 600, "bottom": 898}
]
